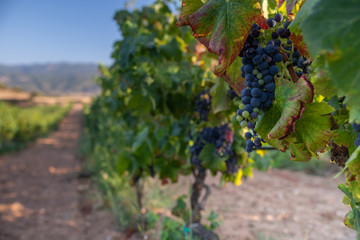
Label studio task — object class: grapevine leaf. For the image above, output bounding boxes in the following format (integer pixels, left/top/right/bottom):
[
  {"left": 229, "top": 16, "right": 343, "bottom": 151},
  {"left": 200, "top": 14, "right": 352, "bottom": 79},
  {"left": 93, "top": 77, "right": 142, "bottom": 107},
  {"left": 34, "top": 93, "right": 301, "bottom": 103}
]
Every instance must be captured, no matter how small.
[
  {"left": 199, "top": 144, "right": 226, "bottom": 172},
  {"left": 288, "top": 142, "right": 311, "bottom": 162},
  {"left": 116, "top": 151, "right": 132, "bottom": 175},
  {"left": 255, "top": 104, "right": 288, "bottom": 151},
  {"left": 221, "top": 57, "right": 245, "bottom": 96},
  {"left": 291, "top": 102, "right": 334, "bottom": 153},
  {"left": 300, "top": 0, "right": 360, "bottom": 122},
  {"left": 268, "top": 75, "right": 314, "bottom": 139},
  {"left": 178, "top": 0, "right": 266, "bottom": 78},
  {"left": 131, "top": 127, "right": 149, "bottom": 151},
  {"left": 289, "top": 0, "right": 320, "bottom": 35},
  {"left": 211, "top": 79, "right": 230, "bottom": 114}
]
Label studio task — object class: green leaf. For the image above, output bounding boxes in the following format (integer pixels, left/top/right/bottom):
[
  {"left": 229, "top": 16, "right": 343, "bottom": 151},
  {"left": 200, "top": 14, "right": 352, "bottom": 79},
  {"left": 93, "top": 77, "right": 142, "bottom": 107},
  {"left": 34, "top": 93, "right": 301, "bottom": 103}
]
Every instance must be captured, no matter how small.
[
  {"left": 268, "top": 76, "right": 314, "bottom": 140},
  {"left": 116, "top": 151, "right": 132, "bottom": 175},
  {"left": 291, "top": 102, "right": 334, "bottom": 153},
  {"left": 300, "top": 0, "right": 360, "bottom": 122},
  {"left": 178, "top": 0, "right": 266, "bottom": 77},
  {"left": 199, "top": 144, "right": 226, "bottom": 172},
  {"left": 211, "top": 79, "right": 230, "bottom": 114},
  {"left": 289, "top": 0, "right": 320, "bottom": 35},
  {"left": 132, "top": 127, "right": 149, "bottom": 151},
  {"left": 159, "top": 37, "right": 182, "bottom": 60}
]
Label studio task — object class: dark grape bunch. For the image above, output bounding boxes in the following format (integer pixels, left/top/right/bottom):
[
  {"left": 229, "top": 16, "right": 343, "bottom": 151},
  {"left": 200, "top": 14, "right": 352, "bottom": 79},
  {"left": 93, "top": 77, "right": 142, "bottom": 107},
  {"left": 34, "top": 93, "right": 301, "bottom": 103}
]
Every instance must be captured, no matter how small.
[
  {"left": 194, "top": 90, "right": 212, "bottom": 121},
  {"left": 353, "top": 122, "right": 360, "bottom": 147},
  {"left": 268, "top": 14, "right": 311, "bottom": 76},
  {"left": 190, "top": 124, "right": 234, "bottom": 172}
]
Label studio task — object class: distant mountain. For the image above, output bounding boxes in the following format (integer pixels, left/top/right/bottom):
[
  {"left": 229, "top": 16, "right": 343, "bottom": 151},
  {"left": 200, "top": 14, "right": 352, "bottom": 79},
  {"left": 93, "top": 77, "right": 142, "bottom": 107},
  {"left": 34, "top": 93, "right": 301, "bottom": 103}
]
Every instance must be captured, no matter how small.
[{"left": 0, "top": 63, "right": 100, "bottom": 95}]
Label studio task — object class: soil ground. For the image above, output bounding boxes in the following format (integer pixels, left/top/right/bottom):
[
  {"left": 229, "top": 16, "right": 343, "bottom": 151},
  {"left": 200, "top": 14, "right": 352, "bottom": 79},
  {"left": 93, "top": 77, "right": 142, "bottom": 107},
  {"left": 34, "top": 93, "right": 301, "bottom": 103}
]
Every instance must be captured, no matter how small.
[
  {"left": 0, "top": 104, "right": 123, "bottom": 240},
  {"left": 0, "top": 103, "right": 357, "bottom": 240}
]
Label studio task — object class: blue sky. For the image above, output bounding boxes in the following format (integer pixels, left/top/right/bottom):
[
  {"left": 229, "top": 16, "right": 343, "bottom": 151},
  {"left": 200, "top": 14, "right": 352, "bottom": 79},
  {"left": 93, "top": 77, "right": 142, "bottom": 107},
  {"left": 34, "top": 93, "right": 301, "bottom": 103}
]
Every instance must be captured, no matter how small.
[{"left": 0, "top": 0, "right": 165, "bottom": 65}]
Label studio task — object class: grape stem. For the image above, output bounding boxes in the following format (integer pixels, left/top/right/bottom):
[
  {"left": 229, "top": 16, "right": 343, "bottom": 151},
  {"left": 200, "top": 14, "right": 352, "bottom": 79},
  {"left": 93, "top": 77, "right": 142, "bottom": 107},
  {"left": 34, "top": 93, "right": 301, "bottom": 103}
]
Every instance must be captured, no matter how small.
[{"left": 280, "top": 52, "right": 299, "bottom": 83}]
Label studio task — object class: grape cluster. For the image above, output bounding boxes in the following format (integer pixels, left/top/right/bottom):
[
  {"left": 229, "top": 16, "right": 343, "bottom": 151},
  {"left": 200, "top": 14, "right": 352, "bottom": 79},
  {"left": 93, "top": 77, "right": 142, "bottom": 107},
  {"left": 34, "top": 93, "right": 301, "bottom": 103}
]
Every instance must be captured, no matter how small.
[
  {"left": 194, "top": 90, "right": 212, "bottom": 121},
  {"left": 353, "top": 122, "right": 360, "bottom": 147},
  {"left": 237, "top": 18, "right": 288, "bottom": 152},
  {"left": 190, "top": 124, "right": 234, "bottom": 171},
  {"left": 268, "top": 15, "right": 311, "bottom": 76},
  {"left": 225, "top": 152, "right": 238, "bottom": 175}
]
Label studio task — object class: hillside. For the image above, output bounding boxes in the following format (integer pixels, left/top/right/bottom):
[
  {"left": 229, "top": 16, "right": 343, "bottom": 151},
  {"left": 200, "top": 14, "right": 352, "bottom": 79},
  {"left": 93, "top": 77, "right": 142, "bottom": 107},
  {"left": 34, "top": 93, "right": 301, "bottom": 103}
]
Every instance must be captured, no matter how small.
[{"left": 0, "top": 63, "right": 100, "bottom": 95}]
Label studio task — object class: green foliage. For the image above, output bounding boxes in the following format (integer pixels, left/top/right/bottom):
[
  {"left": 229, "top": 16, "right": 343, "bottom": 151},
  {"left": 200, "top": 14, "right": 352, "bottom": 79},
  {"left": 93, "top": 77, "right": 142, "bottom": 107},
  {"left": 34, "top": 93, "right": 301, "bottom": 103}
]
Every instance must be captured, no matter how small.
[
  {"left": 0, "top": 102, "right": 70, "bottom": 153},
  {"left": 298, "top": 0, "right": 360, "bottom": 122}
]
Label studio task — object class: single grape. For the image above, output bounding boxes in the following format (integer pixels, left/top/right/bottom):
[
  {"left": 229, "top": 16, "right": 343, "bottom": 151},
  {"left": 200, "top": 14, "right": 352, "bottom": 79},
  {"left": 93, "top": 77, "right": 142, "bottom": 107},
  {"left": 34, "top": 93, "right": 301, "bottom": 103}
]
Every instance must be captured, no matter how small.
[
  {"left": 240, "top": 120, "right": 248, "bottom": 128},
  {"left": 241, "top": 88, "right": 251, "bottom": 97},
  {"left": 247, "top": 122, "right": 255, "bottom": 129},
  {"left": 250, "top": 112, "right": 258, "bottom": 119},
  {"left": 256, "top": 73, "right": 263, "bottom": 79},
  {"left": 242, "top": 111, "right": 250, "bottom": 118},
  {"left": 254, "top": 138, "right": 261, "bottom": 145},
  {"left": 242, "top": 96, "right": 251, "bottom": 104},
  {"left": 275, "top": 13, "right": 283, "bottom": 22},
  {"left": 245, "top": 132, "right": 252, "bottom": 139},
  {"left": 252, "top": 69, "right": 259, "bottom": 75},
  {"left": 264, "top": 98, "right": 273, "bottom": 107},
  {"left": 251, "top": 88, "right": 262, "bottom": 97},
  {"left": 269, "top": 65, "right": 279, "bottom": 75},
  {"left": 274, "top": 39, "right": 281, "bottom": 46},
  {"left": 244, "top": 104, "right": 253, "bottom": 113},
  {"left": 252, "top": 55, "right": 263, "bottom": 65},
  {"left": 266, "top": 18, "right": 276, "bottom": 28},
  {"left": 238, "top": 103, "right": 245, "bottom": 109},
  {"left": 261, "top": 69, "right": 269, "bottom": 76},
  {"left": 272, "top": 53, "right": 283, "bottom": 63},
  {"left": 245, "top": 74, "right": 255, "bottom": 81},
  {"left": 253, "top": 108, "right": 259, "bottom": 113},
  {"left": 250, "top": 97, "right": 261, "bottom": 107},
  {"left": 271, "top": 32, "right": 279, "bottom": 39},
  {"left": 263, "top": 75, "right": 274, "bottom": 83},
  {"left": 265, "top": 82, "right": 276, "bottom": 92},
  {"left": 236, "top": 115, "right": 243, "bottom": 121},
  {"left": 237, "top": 109, "right": 243, "bottom": 116},
  {"left": 244, "top": 64, "right": 254, "bottom": 73},
  {"left": 258, "top": 80, "right": 264, "bottom": 86}
]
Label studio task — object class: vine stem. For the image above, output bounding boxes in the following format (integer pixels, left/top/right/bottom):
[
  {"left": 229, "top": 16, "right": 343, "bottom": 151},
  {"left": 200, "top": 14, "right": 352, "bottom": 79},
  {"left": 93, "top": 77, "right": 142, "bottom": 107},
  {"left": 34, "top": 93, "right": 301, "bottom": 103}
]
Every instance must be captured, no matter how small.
[{"left": 280, "top": 52, "right": 299, "bottom": 83}]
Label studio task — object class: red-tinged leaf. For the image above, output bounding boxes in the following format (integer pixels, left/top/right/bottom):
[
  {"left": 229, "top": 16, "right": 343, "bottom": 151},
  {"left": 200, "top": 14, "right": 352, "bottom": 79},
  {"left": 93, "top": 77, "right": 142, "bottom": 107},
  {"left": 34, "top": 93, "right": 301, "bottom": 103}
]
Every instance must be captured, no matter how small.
[
  {"left": 178, "top": 0, "right": 265, "bottom": 79},
  {"left": 177, "top": 0, "right": 205, "bottom": 26},
  {"left": 288, "top": 142, "right": 311, "bottom": 161},
  {"left": 289, "top": 33, "right": 310, "bottom": 58},
  {"left": 268, "top": 75, "right": 314, "bottom": 139}
]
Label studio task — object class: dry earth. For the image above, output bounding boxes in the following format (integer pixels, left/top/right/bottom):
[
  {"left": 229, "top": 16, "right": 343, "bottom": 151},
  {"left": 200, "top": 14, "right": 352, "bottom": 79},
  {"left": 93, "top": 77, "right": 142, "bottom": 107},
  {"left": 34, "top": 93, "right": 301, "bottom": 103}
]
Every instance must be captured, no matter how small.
[{"left": 0, "top": 104, "right": 123, "bottom": 240}]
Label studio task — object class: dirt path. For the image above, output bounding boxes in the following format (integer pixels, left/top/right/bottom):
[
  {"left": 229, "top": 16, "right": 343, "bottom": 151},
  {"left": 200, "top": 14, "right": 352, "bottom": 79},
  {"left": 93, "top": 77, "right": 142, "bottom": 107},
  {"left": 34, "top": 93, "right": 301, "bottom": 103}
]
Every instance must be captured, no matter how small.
[
  {"left": 0, "top": 104, "right": 122, "bottom": 240},
  {"left": 173, "top": 170, "right": 357, "bottom": 240}
]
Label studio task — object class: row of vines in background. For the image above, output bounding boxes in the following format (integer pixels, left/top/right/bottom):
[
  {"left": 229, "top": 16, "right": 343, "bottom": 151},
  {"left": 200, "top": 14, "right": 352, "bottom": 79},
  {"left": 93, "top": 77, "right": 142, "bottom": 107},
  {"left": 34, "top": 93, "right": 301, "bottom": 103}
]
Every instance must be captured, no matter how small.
[
  {"left": 82, "top": 1, "right": 259, "bottom": 239},
  {"left": 82, "top": 0, "right": 360, "bottom": 238},
  {"left": 0, "top": 102, "right": 71, "bottom": 153}
]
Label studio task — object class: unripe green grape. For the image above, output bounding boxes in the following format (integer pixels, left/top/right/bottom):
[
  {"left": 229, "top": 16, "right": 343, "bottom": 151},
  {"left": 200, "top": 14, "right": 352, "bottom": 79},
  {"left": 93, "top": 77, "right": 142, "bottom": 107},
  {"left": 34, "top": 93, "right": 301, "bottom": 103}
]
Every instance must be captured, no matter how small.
[
  {"left": 256, "top": 73, "right": 263, "bottom": 79},
  {"left": 258, "top": 80, "right": 264, "bottom": 86},
  {"left": 252, "top": 69, "right": 259, "bottom": 75},
  {"left": 242, "top": 111, "right": 249, "bottom": 118},
  {"left": 253, "top": 108, "right": 259, "bottom": 113},
  {"left": 239, "top": 103, "right": 245, "bottom": 109},
  {"left": 240, "top": 120, "right": 247, "bottom": 128},
  {"left": 236, "top": 115, "right": 243, "bottom": 121}
]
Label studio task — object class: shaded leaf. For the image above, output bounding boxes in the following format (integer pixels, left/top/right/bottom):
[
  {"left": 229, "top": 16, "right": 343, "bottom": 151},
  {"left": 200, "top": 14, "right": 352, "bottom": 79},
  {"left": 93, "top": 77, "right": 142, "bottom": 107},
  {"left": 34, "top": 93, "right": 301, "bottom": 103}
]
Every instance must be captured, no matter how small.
[
  {"left": 199, "top": 144, "right": 226, "bottom": 172},
  {"left": 211, "top": 79, "right": 230, "bottom": 114}
]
